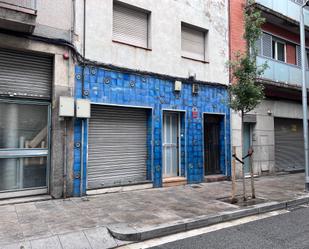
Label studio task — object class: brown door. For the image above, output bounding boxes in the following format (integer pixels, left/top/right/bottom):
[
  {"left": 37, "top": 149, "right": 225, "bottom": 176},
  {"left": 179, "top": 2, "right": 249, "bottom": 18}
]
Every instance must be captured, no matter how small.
[{"left": 204, "top": 115, "right": 221, "bottom": 175}]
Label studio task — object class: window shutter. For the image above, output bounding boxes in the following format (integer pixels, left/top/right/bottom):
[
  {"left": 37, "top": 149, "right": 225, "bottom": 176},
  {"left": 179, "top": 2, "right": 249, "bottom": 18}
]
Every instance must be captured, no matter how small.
[
  {"left": 181, "top": 25, "right": 206, "bottom": 61},
  {"left": 262, "top": 33, "right": 272, "bottom": 58},
  {"left": 113, "top": 3, "right": 149, "bottom": 48},
  {"left": 296, "top": 45, "right": 302, "bottom": 66},
  {"left": 256, "top": 36, "right": 262, "bottom": 56}
]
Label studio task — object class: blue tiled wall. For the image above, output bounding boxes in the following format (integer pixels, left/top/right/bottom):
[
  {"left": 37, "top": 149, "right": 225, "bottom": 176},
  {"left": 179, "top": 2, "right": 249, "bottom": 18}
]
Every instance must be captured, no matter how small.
[{"left": 73, "top": 66, "right": 231, "bottom": 196}]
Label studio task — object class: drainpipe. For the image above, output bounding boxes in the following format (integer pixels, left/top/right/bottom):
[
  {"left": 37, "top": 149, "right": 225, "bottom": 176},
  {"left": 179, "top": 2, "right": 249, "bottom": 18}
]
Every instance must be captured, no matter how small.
[
  {"left": 63, "top": 119, "right": 67, "bottom": 198},
  {"left": 79, "top": 0, "right": 86, "bottom": 197},
  {"left": 80, "top": 119, "right": 84, "bottom": 197}
]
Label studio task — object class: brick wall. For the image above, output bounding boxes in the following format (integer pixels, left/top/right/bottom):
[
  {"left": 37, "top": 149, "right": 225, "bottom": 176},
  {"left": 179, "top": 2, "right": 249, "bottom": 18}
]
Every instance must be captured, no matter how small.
[{"left": 229, "top": 0, "right": 246, "bottom": 60}]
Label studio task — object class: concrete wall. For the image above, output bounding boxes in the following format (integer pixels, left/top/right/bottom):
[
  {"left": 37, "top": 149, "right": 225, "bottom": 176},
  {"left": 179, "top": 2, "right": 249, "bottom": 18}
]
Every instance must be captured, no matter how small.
[
  {"left": 0, "top": 33, "right": 75, "bottom": 198},
  {"left": 74, "top": 0, "right": 229, "bottom": 84},
  {"left": 232, "top": 99, "right": 307, "bottom": 177},
  {"left": 34, "top": 0, "right": 73, "bottom": 40}
]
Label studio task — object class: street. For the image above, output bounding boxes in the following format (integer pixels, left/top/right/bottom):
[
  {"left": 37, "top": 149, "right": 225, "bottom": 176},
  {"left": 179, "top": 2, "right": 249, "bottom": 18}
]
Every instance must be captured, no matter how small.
[{"left": 150, "top": 206, "right": 309, "bottom": 249}]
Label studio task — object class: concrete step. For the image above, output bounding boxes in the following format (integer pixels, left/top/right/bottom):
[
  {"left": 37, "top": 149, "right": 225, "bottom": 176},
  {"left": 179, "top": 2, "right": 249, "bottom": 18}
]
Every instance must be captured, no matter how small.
[
  {"left": 205, "top": 174, "right": 227, "bottom": 183},
  {"left": 163, "top": 177, "right": 187, "bottom": 187}
]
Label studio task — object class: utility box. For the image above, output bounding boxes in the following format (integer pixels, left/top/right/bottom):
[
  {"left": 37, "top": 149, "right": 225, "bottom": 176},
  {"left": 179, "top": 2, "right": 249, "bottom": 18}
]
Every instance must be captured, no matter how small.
[
  {"left": 59, "top": 96, "right": 75, "bottom": 117},
  {"left": 174, "top": 80, "right": 182, "bottom": 92},
  {"left": 76, "top": 99, "right": 91, "bottom": 118}
]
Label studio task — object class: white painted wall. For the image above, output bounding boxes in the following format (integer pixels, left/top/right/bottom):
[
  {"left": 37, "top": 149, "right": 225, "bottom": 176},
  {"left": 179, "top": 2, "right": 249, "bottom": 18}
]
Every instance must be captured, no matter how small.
[
  {"left": 34, "top": 0, "right": 73, "bottom": 40},
  {"left": 74, "top": 0, "right": 229, "bottom": 85}
]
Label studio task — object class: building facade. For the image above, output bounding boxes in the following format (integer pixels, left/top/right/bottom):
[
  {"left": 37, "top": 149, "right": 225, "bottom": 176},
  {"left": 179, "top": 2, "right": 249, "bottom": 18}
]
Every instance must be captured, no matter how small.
[
  {"left": 230, "top": 0, "right": 309, "bottom": 177},
  {"left": 0, "top": 0, "right": 75, "bottom": 199},
  {"left": 72, "top": 0, "right": 231, "bottom": 195}
]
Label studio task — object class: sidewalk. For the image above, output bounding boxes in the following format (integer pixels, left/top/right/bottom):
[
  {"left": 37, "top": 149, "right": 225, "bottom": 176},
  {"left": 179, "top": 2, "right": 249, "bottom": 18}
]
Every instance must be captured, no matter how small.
[{"left": 0, "top": 173, "right": 308, "bottom": 249}]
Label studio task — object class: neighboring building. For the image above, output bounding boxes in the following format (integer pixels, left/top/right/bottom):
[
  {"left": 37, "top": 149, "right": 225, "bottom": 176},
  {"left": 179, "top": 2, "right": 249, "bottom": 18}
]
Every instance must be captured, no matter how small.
[
  {"left": 73, "top": 0, "right": 231, "bottom": 195},
  {"left": 0, "top": 0, "right": 75, "bottom": 199},
  {"left": 230, "top": 0, "right": 309, "bottom": 177}
]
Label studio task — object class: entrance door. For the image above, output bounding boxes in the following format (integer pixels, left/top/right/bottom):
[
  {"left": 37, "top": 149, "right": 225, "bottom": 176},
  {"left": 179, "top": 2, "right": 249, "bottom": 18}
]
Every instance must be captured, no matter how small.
[
  {"left": 0, "top": 101, "right": 49, "bottom": 198},
  {"left": 204, "top": 115, "right": 221, "bottom": 175},
  {"left": 163, "top": 112, "right": 179, "bottom": 178},
  {"left": 243, "top": 123, "right": 251, "bottom": 174}
]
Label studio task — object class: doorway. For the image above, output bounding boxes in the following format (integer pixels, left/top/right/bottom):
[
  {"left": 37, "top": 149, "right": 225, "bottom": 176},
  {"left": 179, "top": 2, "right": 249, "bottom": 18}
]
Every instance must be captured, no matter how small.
[
  {"left": 204, "top": 114, "right": 222, "bottom": 175},
  {"left": 163, "top": 112, "right": 180, "bottom": 178},
  {"left": 243, "top": 123, "right": 251, "bottom": 174}
]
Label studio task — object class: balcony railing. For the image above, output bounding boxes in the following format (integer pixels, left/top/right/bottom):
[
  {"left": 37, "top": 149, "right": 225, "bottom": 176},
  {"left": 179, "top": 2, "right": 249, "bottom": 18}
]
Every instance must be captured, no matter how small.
[
  {"left": 0, "top": 0, "right": 36, "bottom": 10},
  {"left": 255, "top": 0, "right": 309, "bottom": 27},
  {"left": 256, "top": 56, "right": 309, "bottom": 87}
]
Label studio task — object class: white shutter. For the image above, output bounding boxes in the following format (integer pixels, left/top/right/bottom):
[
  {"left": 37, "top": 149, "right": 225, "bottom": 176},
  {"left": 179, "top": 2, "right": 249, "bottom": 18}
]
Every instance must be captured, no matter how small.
[
  {"left": 181, "top": 24, "right": 206, "bottom": 61},
  {"left": 113, "top": 3, "right": 149, "bottom": 48},
  {"left": 261, "top": 33, "right": 272, "bottom": 58}
]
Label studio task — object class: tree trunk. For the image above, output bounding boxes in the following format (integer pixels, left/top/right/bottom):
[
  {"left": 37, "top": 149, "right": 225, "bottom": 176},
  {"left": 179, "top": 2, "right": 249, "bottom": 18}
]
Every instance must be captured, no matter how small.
[
  {"left": 250, "top": 147, "right": 256, "bottom": 199},
  {"left": 241, "top": 111, "right": 247, "bottom": 201},
  {"left": 231, "top": 146, "right": 237, "bottom": 203}
]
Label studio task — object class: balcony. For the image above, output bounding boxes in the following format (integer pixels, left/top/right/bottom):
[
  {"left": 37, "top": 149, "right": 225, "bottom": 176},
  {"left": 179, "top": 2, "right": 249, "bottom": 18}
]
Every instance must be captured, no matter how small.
[
  {"left": 256, "top": 56, "right": 309, "bottom": 88},
  {"left": 255, "top": 0, "right": 309, "bottom": 27},
  {"left": 0, "top": 0, "right": 37, "bottom": 33}
]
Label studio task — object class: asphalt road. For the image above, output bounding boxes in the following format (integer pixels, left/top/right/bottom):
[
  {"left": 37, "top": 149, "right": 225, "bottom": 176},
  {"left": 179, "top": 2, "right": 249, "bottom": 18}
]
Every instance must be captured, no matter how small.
[{"left": 150, "top": 206, "right": 309, "bottom": 249}]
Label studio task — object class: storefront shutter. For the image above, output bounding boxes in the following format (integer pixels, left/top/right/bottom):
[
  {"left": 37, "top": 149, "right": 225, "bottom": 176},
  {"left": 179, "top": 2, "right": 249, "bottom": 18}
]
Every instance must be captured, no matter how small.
[
  {"left": 274, "top": 118, "right": 305, "bottom": 172},
  {"left": 0, "top": 49, "right": 52, "bottom": 99},
  {"left": 113, "top": 3, "right": 149, "bottom": 48},
  {"left": 88, "top": 105, "right": 148, "bottom": 189}
]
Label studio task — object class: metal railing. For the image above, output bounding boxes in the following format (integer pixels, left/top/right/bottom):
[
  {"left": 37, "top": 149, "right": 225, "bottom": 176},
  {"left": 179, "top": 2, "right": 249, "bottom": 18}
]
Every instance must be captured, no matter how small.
[
  {"left": 0, "top": 0, "right": 36, "bottom": 10},
  {"left": 255, "top": 0, "right": 309, "bottom": 27},
  {"left": 257, "top": 55, "right": 309, "bottom": 87}
]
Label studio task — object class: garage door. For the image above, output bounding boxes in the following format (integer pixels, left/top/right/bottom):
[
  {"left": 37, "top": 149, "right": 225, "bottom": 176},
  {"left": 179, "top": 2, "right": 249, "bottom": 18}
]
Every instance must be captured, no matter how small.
[
  {"left": 275, "top": 118, "right": 305, "bottom": 172},
  {"left": 88, "top": 105, "right": 148, "bottom": 189}
]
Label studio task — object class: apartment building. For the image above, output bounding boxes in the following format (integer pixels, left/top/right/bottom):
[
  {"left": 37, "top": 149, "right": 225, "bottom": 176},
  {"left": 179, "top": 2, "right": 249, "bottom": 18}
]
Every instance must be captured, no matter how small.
[
  {"left": 230, "top": 0, "right": 309, "bottom": 176},
  {"left": 72, "top": 0, "right": 231, "bottom": 195},
  {"left": 0, "top": 0, "right": 75, "bottom": 199}
]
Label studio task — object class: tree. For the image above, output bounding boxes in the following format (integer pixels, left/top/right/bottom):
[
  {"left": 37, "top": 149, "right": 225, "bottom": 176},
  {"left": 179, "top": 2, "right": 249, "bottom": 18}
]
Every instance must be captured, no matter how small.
[{"left": 228, "top": 0, "right": 267, "bottom": 201}]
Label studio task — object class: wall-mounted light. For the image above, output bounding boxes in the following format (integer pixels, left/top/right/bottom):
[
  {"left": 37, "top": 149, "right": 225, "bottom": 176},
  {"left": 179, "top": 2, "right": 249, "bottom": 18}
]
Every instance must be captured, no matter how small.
[{"left": 267, "top": 109, "right": 272, "bottom": 116}]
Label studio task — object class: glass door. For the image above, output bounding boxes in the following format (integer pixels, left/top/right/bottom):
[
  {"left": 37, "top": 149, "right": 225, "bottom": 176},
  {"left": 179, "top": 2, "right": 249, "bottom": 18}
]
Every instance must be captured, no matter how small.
[
  {"left": 163, "top": 112, "right": 179, "bottom": 178},
  {"left": 0, "top": 100, "right": 50, "bottom": 197}
]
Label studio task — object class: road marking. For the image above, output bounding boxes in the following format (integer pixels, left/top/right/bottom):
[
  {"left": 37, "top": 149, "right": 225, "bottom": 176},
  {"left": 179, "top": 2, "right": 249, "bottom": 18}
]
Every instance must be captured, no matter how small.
[{"left": 117, "top": 210, "right": 289, "bottom": 249}]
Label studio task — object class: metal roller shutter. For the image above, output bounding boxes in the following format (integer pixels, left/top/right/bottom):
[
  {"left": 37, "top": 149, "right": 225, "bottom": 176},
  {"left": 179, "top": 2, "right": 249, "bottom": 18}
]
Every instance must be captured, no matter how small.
[
  {"left": 274, "top": 118, "right": 305, "bottom": 172},
  {"left": 0, "top": 49, "right": 53, "bottom": 99},
  {"left": 181, "top": 24, "right": 206, "bottom": 61},
  {"left": 113, "top": 3, "right": 149, "bottom": 48},
  {"left": 88, "top": 105, "right": 148, "bottom": 189}
]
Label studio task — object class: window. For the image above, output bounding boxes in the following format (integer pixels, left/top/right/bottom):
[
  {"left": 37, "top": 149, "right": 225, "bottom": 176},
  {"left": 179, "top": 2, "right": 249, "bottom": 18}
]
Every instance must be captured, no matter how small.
[
  {"left": 113, "top": 1, "right": 150, "bottom": 49},
  {"left": 272, "top": 39, "right": 286, "bottom": 62},
  {"left": 181, "top": 23, "right": 207, "bottom": 62}
]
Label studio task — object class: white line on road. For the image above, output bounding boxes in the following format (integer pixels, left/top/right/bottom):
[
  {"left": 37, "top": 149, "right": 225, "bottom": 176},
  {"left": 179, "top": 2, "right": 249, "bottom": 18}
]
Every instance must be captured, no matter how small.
[{"left": 117, "top": 210, "right": 289, "bottom": 249}]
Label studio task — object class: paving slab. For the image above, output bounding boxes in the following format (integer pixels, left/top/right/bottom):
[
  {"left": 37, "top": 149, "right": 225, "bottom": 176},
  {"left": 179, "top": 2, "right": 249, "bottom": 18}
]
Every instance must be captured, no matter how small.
[{"left": 0, "top": 173, "right": 308, "bottom": 248}]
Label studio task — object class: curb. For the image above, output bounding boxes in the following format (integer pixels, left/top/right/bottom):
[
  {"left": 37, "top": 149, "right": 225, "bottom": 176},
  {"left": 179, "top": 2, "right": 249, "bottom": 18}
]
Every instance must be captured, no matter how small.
[{"left": 107, "top": 195, "right": 309, "bottom": 242}]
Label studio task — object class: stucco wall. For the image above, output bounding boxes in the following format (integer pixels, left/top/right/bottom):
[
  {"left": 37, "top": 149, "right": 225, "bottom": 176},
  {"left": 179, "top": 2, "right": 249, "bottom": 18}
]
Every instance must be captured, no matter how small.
[
  {"left": 0, "top": 33, "right": 75, "bottom": 198},
  {"left": 74, "top": 0, "right": 229, "bottom": 84},
  {"left": 232, "top": 99, "right": 308, "bottom": 178},
  {"left": 34, "top": 0, "right": 73, "bottom": 40}
]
